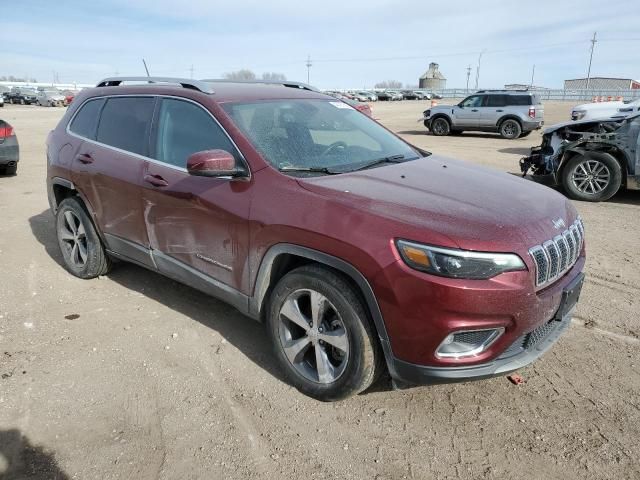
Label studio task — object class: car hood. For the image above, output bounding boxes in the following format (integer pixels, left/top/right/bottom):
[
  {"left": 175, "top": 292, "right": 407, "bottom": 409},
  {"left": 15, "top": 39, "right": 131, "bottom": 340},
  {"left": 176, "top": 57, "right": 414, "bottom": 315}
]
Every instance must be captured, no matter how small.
[
  {"left": 297, "top": 156, "right": 576, "bottom": 251},
  {"left": 572, "top": 101, "right": 624, "bottom": 112},
  {"left": 543, "top": 117, "right": 622, "bottom": 134}
]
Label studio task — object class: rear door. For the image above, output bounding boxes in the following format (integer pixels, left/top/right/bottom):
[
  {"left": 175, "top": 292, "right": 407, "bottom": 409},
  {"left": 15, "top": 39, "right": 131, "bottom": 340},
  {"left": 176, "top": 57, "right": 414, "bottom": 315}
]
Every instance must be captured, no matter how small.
[
  {"left": 70, "top": 95, "right": 155, "bottom": 266},
  {"left": 479, "top": 94, "right": 507, "bottom": 128},
  {"left": 142, "top": 97, "right": 252, "bottom": 296},
  {"left": 452, "top": 95, "right": 484, "bottom": 127}
]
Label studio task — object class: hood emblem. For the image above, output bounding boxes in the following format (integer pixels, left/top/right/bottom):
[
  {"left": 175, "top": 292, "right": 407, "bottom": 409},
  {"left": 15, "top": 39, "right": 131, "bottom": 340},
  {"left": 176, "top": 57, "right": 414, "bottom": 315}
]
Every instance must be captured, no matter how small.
[{"left": 552, "top": 218, "right": 566, "bottom": 229}]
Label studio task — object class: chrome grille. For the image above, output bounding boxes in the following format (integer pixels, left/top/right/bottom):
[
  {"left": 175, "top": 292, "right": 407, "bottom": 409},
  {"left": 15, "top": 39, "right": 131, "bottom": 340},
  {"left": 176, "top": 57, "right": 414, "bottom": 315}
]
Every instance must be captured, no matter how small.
[{"left": 529, "top": 218, "right": 584, "bottom": 288}]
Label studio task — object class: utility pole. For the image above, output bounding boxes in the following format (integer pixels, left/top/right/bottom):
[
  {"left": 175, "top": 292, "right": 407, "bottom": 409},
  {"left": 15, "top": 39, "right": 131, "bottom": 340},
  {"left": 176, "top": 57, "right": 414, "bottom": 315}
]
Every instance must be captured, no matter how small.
[
  {"left": 585, "top": 32, "right": 597, "bottom": 90},
  {"left": 474, "top": 50, "right": 484, "bottom": 90},
  {"left": 306, "top": 55, "right": 312, "bottom": 84},
  {"left": 530, "top": 64, "right": 536, "bottom": 88},
  {"left": 189, "top": 65, "right": 194, "bottom": 79},
  {"left": 466, "top": 65, "right": 471, "bottom": 93}
]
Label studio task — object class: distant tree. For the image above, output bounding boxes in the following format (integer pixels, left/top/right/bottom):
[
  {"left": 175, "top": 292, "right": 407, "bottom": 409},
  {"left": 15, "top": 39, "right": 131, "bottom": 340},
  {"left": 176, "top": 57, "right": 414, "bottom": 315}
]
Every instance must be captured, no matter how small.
[
  {"left": 374, "top": 80, "right": 403, "bottom": 89},
  {"left": 262, "top": 72, "right": 287, "bottom": 81},
  {"left": 223, "top": 69, "right": 256, "bottom": 81}
]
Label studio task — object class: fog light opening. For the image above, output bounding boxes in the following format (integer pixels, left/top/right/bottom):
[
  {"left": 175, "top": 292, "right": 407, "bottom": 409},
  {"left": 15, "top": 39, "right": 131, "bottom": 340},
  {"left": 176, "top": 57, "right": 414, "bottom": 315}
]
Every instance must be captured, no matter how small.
[{"left": 435, "top": 328, "right": 505, "bottom": 359}]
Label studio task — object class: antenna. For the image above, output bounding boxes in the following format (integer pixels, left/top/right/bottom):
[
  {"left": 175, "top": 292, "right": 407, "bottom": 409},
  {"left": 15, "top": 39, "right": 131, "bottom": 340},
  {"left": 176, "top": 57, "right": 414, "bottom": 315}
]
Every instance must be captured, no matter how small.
[
  {"left": 585, "top": 32, "right": 597, "bottom": 90},
  {"left": 306, "top": 55, "right": 312, "bottom": 84},
  {"left": 142, "top": 59, "right": 151, "bottom": 77}
]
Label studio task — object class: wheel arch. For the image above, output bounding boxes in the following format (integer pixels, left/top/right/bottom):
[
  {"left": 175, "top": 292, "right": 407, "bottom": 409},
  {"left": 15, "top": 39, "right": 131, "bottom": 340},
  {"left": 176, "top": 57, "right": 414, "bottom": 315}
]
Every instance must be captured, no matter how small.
[
  {"left": 250, "top": 244, "right": 394, "bottom": 368},
  {"left": 496, "top": 114, "right": 522, "bottom": 128},
  {"left": 430, "top": 113, "right": 451, "bottom": 125}
]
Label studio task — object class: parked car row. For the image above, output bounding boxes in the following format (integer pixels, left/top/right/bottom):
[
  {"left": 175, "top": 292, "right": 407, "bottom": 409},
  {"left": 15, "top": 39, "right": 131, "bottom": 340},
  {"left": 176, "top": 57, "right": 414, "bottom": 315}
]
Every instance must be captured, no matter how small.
[
  {"left": 0, "top": 86, "right": 82, "bottom": 106},
  {"left": 325, "top": 90, "right": 443, "bottom": 102}
]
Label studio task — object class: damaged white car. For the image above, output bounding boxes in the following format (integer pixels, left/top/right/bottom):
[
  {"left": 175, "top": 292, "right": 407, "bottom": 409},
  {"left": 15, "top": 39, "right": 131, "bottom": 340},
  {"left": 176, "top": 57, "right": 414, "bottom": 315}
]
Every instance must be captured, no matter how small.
[{"left": 520, "top": 114, "right": 640, "bottom": 202}]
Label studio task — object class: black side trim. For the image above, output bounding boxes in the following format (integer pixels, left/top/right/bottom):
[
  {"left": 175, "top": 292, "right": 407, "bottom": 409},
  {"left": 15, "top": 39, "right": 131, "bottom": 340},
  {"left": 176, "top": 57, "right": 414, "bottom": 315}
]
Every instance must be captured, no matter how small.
[
  {"left": 48, "top": 177, "right": 76, "bottom": 213},
  {"left": 104, "top": 233, "right": 156, "bottom": 270},
  {"left": 152, "top": 250, "right": 249, "bottom": 314},
  {"left": 250, "top": 244, "right": 397, "bottom": 373}
]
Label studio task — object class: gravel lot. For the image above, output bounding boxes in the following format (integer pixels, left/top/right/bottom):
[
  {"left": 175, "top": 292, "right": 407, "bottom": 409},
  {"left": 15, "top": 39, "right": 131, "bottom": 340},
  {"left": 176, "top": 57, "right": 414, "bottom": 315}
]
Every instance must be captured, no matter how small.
[{"left": 0, "top": 100, "right": 638, "bottom": 480}]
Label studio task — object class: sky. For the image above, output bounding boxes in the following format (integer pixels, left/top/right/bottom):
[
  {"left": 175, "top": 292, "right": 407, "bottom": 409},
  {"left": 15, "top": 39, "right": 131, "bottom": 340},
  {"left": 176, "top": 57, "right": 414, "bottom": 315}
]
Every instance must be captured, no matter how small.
[{"left": 2, "top": 0, "right": 639, "bottom": 89}]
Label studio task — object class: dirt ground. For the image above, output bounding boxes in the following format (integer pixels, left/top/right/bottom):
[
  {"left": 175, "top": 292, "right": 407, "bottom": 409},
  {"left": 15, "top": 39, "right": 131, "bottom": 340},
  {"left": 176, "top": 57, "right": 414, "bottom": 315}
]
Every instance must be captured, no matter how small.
[{"left": 0, "top": 99, "right": 638, "bottom": 480}]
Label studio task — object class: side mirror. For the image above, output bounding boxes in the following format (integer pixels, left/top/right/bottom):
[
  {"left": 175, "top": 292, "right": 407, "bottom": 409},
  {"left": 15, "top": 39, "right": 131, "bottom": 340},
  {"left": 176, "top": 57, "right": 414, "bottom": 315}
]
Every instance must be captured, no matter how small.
[{"left": 186, "top": 150, "right": 244, "bottom": 178}]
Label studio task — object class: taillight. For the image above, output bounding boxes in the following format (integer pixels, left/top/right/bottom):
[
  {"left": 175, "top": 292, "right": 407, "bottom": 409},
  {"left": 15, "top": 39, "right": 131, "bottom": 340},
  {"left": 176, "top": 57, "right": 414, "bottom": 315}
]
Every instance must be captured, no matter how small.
[
  {"left": 0, "top": 125, "right": 14, "bottom": 138},
  {"left": 528, "top": 107, "right": 535, "bottom": 119}
]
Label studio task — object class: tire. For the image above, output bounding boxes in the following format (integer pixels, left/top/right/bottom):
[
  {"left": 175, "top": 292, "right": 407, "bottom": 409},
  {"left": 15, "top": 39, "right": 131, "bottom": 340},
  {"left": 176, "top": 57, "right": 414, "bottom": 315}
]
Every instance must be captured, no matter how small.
[
  {"left": 3, "top": 165, "right": 17, "bottom": 176},
  {"left": 519, "top": 130, "right": 532, "bottom": 138},
  {"left": 267, "top": 264, "right": 383, "bottom": 401},
  {"left": 561, "top": 152, "right": 622, "bottom": 202},
  {"left": 430, "top": 117, "right": 450, "bottom": 136},
  {"left": 499, "top": 119, "right": 522, "bottom": 139},
  {"left": 19, "top": 98, "right": 25, "bottom": 105},
  {"left": 56, "top": 197, "right": 111, "bottom": 278}
]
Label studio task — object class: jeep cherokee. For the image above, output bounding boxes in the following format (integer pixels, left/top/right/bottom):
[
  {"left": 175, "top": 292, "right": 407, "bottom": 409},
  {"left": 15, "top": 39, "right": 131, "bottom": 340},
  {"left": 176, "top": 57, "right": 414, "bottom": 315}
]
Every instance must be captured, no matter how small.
[{"left": 46, "top": 77, "right": 585, "bottom": 401}]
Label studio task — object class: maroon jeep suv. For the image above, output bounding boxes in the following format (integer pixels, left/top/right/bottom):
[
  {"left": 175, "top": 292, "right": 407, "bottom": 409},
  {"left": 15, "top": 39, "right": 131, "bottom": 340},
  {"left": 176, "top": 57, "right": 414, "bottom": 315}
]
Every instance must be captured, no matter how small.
[{"left": 46, "top": 77, "right": 585, "bottom": 401}]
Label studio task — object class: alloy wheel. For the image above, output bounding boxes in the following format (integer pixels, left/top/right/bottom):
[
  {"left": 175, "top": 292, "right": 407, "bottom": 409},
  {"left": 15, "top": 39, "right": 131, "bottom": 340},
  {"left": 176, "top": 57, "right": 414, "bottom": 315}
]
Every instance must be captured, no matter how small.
[
  {"left": 571, "top": 159, "right": 610, "bottom": 195},
  {"left": 277, "top": 289, "right": 349, "bottom": 384},
  {"left": 59, "top": 210, "right": 88, "bottom": 268}
]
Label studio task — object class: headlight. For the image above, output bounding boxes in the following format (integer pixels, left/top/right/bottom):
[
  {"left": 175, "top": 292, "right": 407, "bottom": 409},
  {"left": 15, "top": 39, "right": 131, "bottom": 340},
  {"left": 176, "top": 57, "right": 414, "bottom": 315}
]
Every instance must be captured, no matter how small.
[
  {"left": 571, "top": 110, "right": 586, "bottom": 120},
  {"left": 396, "top": 240, "right": 526, "bottom": 279}
]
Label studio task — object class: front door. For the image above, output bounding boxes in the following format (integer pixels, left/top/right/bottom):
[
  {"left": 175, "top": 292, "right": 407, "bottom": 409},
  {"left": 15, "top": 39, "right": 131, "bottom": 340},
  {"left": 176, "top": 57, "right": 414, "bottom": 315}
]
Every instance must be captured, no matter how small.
[
  {"left": 142, "top": 97, "right": 252, "bottom": 296},
  {"left": 452, "top": 95, "right": 484, "bottom": 128}
]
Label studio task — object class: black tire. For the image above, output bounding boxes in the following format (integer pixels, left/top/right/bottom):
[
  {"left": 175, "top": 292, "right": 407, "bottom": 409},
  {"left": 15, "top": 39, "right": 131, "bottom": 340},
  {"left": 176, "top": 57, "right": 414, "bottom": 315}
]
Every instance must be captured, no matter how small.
[
  {"left": 519, "top": 130, "right": 532, "bottom": 138},
  {"left": 499, "top": 119, "right": 522, "bottom": 139},
  {"left": 430, "top": 117, "right": 450, "bottom": 136},
  {"left": 3, "top": 165, "right": 17, "bottom": 176},
  {"left": 56, "top": 197, "right": 111, "bottom": 278},
  {"left": 267, "top": 264, "right": 383, "bottom": 401},
  {"left": 561, "top": 152, "right": 622, "bottom": 202}
]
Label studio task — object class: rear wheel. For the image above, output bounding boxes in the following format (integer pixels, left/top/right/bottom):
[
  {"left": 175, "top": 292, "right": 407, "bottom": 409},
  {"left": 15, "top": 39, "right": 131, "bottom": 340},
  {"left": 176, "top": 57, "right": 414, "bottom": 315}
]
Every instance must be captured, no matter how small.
[
  {"left": 430, "top": 117, "right": 450, "bottom": 136},
  {"left": 267, "top": 265, "right": 383, "bottom": 401},
  {"left": 561, "top": 152, "right": 622, "bottom": 202},
  {"left": 56, "top": 197, "right": 111, "bottom": 278},
  {"left": 3, "top": 165, "right": 17, "bottom": 176},
  {"left": 499, "top": 119, "right": 521, "bottom": 139}
]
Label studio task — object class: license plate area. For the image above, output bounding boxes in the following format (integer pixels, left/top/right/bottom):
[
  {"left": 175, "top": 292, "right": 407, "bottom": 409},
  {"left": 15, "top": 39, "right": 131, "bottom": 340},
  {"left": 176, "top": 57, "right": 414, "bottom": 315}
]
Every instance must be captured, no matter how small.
[{"left": 554, "top": 273, "right": 584, "bottom": 320}]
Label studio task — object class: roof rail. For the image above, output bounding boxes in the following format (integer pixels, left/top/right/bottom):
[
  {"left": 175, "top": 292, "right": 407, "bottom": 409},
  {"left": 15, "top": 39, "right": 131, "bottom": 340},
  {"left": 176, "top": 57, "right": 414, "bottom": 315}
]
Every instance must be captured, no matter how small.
[
  {"left": 201, "top": 78, "right": 318, "bottom": 92},
  {"left": 476, "top": 89, "right": 530, "bottom": 93},
  {"left": 96, "top": 77, "right": 214, "bottom": 94}
]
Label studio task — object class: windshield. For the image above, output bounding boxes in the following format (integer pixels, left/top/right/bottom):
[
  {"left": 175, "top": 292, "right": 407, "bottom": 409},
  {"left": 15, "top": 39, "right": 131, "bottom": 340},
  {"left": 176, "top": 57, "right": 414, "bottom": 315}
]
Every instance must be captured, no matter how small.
[{"left": 223, "top": 99, "right": 420, "bottom": 174}]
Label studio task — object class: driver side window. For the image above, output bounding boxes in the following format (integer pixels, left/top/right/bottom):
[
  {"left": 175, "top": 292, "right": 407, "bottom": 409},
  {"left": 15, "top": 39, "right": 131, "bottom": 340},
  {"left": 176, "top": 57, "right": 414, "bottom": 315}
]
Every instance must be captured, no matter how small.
[{"left": 460, "top": 95, "right": 484, "bottom": 108}]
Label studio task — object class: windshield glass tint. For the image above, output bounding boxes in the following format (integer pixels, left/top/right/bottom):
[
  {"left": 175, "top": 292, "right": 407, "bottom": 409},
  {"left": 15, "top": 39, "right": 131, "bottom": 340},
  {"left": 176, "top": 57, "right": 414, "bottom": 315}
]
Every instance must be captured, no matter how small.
[{"left": 223, "top": 99, "right": 417, "bottom": 171}]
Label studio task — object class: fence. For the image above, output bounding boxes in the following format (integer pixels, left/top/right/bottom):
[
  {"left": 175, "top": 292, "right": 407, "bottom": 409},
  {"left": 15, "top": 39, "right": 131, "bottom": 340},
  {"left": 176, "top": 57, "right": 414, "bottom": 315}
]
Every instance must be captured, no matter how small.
[{"left": 433, "top": 88, "right": 640, "bottom": 102}]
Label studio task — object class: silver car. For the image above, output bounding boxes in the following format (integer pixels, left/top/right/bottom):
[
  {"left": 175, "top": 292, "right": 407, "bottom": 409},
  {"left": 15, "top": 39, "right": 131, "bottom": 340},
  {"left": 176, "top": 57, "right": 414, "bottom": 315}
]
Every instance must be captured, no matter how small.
[
  {"left": 419, "top": 90, "right": 544, "bottom": 139},
  {"left": 37, "top": 88, "right": 65, "bottom": 107}
]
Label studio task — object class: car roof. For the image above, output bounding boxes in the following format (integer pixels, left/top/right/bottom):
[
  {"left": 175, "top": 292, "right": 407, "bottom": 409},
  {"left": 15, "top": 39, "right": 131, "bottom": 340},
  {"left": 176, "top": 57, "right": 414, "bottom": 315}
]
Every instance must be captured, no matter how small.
[{"left": 90, "top": 77, "right": 332, "bottom": 104}]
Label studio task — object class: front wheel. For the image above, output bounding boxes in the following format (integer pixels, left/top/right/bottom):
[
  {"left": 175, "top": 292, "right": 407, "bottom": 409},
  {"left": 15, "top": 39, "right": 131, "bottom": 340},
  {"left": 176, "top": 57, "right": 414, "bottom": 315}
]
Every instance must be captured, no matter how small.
[
  {"left": 499, "top": 119, "right": 522, "bottom": 139},
  {"left": 430, "top": 117, "right": 450, "bottom": 136},
  {"left": 56, "top": 197, "right": 111, "bottom": 278},
  {"left": 267, "top": 265, "right": 383, "bottom": 401},
  {"left": 561, "top": 152, "right": 622, "bottom": 202}
]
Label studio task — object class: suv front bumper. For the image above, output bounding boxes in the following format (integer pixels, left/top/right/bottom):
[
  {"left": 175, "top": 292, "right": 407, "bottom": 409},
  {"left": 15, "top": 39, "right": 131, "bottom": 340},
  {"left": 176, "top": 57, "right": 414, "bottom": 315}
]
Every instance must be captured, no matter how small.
[{"left": 386, "top": 272, "right": 583, "bottom": 386}]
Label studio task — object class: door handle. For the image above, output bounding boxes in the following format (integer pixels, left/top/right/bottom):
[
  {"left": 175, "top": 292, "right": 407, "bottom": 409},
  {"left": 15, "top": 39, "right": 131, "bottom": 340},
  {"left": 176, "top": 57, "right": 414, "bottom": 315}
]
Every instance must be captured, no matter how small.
[
  {"left": 144, "top": 174, "right": 169, "bottom": 187},
  {"left": 496, "top": 109, "right": 504, "bottom": 112},
  {"left": 76, "top": 153, "right": 93, "bottom": 164},
  {"left": 471, "top": 109, "right": 478, "bottom": 112}
]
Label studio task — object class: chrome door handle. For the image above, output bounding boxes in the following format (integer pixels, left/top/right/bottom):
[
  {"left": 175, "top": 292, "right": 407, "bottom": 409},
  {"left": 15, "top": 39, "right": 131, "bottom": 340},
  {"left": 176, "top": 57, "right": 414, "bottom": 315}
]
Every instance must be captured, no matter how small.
[{"left": 144, "top": 174, "right": 168, "bottom": 187}]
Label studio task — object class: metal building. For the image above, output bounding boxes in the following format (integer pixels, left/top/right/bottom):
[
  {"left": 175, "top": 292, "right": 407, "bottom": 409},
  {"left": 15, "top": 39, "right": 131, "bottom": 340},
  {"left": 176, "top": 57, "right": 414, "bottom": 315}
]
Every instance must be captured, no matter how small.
[
  {"left": 564, "top": 77, "right": 640, "bottom": 90},
  {"left": 419, "top": 63, "right": 446, "bottom": 90}
]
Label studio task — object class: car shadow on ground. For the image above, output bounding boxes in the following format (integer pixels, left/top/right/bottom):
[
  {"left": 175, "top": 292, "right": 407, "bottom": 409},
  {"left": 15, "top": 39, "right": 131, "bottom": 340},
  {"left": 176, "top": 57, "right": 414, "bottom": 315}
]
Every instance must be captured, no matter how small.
[
  {"left": 609, "top": 189, "right": 640, "bottom": 206},
  {"left": 28, "top": 210, "right": 394, "bottom": 395},
  {"left": 0, "top": 429, "right": 69, "bottom": 480}
]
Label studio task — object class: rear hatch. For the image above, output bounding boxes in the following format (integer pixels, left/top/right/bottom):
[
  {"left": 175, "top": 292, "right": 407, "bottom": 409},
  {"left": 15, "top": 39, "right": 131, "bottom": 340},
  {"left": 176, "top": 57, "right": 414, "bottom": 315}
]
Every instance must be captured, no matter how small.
[{"left": 532, "top": 94, "right": 544, "bottom": 122}]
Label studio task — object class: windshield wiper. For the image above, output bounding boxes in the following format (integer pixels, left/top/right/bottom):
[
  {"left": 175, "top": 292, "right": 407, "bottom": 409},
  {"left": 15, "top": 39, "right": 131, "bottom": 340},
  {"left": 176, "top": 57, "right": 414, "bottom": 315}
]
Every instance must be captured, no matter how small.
[
  {"left": 349, "top": 154, "right": 410, "bottom": 172},
  {"left": 278, "top": 166, "right": 340, "bottom": 175}
]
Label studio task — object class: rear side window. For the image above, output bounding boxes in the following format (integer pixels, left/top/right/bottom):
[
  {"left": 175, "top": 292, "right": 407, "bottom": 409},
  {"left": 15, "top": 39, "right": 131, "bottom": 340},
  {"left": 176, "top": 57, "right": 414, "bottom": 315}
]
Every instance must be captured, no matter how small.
[
  {"left": 96, "top": 97, "right": 155, "bottom": 156},
  {"left": 486, "top": 95, "right": 507, "bottom": 107},
  {"left": 153, "top": 98, "right": 239, "bottom": 168},
  {"left": 69, "top": 98, "right": 104, "bottom": 140},
  {"left": 508, "top": 95, "right": 533, "bottom": 106}
]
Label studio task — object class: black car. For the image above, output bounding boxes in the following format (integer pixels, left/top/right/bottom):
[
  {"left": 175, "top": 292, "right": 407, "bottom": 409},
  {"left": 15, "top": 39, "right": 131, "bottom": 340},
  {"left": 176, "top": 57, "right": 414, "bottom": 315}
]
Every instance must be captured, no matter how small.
[
  {"left": 7, "top": 87, "right": 38, "bottom": 105},
  {"left": 0, "top": 120, "right": 19, "bottom": 175},
  {"left": 520, "top": 114, "right": 640, "bottom": 202},
  {"left": 401, "top": 90, "right": 418, "bottom": 100}
]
